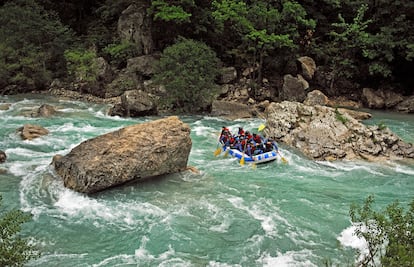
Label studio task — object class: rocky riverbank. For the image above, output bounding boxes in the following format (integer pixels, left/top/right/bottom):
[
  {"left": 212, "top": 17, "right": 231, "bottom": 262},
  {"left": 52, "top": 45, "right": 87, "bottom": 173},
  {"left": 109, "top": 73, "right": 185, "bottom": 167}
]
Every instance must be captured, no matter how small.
[{"left": 263, "top": 101, "right": 414, "bottom": 162}]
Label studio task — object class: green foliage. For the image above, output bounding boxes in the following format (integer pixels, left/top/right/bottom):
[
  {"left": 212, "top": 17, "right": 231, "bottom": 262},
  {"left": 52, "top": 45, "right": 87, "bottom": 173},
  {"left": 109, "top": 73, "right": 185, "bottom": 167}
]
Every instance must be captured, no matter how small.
[
  {"left": 377, "top": 121, "right": 387, "bottom": 131},
  {"left": 361, "top": 0, "right": 414, "bottom": 79},
  {"left": 212, "top": 0, "right": 315, "bottom": 83},
  {"left": 153, "top": 38, "right": 220, "bottom": 113},
  {"left": 0, "top": 195, "right": 39, "bottom": 266},
  {"left": 335, "top": 108, "right": 348, "bottom": 124},
  {"left": 350, "top": 195, "right": 414, "bottom": 267},
  {"left": 64, "top": 49, "right": 98, "bottom": 84},
  {"left": 0, "top": 0, "right": 74, "bottom": 93},
  {"left": 149, "top": 0, "right": 194, "bottom": 23},
  {"left": 325, "top": 4, "right": 372, "bottom": 82},
  {"left": 103, "top": 41, "right": 140, "bottom": 68}
]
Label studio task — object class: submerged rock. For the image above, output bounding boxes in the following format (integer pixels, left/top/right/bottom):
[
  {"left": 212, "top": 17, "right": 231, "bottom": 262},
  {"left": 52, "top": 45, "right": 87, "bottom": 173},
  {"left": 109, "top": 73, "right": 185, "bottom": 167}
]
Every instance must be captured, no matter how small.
[
  {"left": 17, "top": 124, "right": 49, "bottom": 140},
  {"left": 52, "top": 116, "right": 192, "bottom": 193},
  {"left": 264, "top": 101, "right": 414, "bottom": 161},
  {"left": 0, "top": 150, "right": 6, "bottom": 163}
]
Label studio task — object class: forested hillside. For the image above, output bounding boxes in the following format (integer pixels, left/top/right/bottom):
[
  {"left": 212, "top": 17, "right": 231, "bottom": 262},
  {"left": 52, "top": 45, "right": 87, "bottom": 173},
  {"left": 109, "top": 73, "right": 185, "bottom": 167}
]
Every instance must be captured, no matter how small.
[{"left": 0, "top": 0, "right": 413, "bottom": 99}]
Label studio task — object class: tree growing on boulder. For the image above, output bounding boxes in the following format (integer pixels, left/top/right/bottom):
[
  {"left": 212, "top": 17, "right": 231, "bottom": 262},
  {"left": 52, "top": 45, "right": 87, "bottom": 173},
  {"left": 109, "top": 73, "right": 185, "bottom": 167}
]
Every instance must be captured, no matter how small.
[{"left": 153, "top": 37, "right": 221, "bottom": 113}]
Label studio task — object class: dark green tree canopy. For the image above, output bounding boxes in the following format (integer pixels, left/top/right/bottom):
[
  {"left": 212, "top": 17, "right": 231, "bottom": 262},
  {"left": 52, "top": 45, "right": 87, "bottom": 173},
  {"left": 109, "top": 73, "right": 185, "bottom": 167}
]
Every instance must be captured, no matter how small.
[
  {"left": 153, "top": 37, "right": 221, "bottom": 113},
  {"left": 0, "top": 0, "right": 74, "bottom": 93}
]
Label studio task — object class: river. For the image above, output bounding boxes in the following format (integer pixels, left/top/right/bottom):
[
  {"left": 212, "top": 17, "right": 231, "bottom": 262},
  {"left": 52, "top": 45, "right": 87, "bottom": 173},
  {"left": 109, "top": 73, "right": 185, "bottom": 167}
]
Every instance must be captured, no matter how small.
[{"left": 0, "top": 94, "right": 413, "bottom": 266}]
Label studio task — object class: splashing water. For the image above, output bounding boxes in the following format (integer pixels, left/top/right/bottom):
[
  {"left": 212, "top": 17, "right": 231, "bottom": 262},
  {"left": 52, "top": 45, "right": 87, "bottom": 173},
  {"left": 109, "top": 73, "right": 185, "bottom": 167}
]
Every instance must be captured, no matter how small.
[{"left": 0, "top": 94, "right": 413, "bottom": 266}]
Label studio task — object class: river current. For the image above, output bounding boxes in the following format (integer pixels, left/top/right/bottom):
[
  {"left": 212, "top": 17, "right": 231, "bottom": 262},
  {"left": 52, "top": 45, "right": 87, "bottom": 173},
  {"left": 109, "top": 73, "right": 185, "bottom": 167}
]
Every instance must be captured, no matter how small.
[{"left": 0, "top": 94, "right": 413, "bottom": 267}]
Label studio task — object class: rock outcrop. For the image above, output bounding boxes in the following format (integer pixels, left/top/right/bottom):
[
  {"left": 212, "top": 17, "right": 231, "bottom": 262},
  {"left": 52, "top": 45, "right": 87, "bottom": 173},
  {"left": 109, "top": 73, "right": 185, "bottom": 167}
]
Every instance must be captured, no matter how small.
[
  {"left": 17, "top": 124, "right": 49, "bottom": 140},
  {"left": 118, "top": 2, "right": 153, "bottom": 55},
  {"left": 263, "top": 101, "right": 414, "bottom": 161},
  {"left": 0, "top": 150, "right": 6, "bottom": 163},
  {"left": 52, "top": 116, "right": 192, "bottom": 193},
  {"left": 31, "top": 104, "right": 56, "bottom": 117},
  {"left": 279, "top": 74, "right": 309, "bottom": 102},
  {"left": 297, "top": 56, "right": 316, "bottom": 81},
  {"left": 109, "top": 89, "right": 157, "bottom": 117},
  {"left": 211, "top": 100, "right": 258, "bottom": 120}
]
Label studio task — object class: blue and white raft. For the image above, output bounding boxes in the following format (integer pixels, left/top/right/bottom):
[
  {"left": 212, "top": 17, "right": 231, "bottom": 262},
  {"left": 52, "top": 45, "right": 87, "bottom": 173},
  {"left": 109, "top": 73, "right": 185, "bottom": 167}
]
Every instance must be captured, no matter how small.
[{"left": 224, "top": 147, "right": 279, "bottom": 164}]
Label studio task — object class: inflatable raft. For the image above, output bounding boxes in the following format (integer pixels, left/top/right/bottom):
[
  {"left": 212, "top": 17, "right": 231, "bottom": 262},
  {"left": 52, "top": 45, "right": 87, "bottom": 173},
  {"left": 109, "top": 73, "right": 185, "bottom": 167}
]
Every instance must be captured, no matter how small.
[{"left": 224, "top": 147, "right": 278, "bottom": 164}]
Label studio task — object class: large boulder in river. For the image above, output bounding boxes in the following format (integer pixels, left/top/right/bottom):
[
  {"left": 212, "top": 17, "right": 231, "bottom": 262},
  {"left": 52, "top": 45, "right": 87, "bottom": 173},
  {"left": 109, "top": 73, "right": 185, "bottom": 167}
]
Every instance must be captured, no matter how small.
[
  {"left": 52, "top": 116, "right": 191, "bottom": 194},
  {"left": 263, "top": 101, "right": 414, "bottom": 161}
]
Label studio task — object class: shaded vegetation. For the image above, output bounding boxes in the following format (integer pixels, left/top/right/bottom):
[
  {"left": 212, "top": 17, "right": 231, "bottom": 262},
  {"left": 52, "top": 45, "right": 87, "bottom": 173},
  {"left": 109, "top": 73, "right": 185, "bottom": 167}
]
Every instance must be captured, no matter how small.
[
  {"left": 0, "top": 0, "right": 413, "bottom": 96},
  {"left": 153, "top": 37, "right": 220, "bottom": 113}
]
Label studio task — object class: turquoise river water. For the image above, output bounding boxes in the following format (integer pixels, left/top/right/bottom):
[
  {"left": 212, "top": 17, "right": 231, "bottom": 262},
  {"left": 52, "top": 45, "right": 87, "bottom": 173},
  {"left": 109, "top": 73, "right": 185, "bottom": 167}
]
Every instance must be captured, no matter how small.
[{"left": 0, "top": 94, "right": 413, "bottom": 267}]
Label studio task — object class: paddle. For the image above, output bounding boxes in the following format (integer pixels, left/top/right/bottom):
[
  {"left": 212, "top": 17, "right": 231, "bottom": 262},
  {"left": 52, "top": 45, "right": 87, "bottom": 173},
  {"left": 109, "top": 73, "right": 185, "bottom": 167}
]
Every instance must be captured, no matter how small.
[
  {"left": 214, "top": 144, "right": 222, "bottom": 156},
  {"left": 258, "top": 124, "right": 266, "bottom": 132},
  {"left": 240, "top": 140, "right": 247, "bottom": 166},
  {"left": 278, "top": 150, "right": 288, "bottom": 164},
  {"left": 223, "top": 148, "right": 229, "bottom": 158}
]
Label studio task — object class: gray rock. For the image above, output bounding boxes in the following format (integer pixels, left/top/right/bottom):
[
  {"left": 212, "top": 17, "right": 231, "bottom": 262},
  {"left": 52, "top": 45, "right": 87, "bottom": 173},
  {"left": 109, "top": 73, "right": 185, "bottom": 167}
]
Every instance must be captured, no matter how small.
[
  {"left": 211, "top": 100, "right": 256, "bottom": 120},
  {"left": 31, "top": 104, "right": 56, "bottom": 117},
  {"left": 362, "top": 87, "right": 385, "bottom": 109},
  {"left": 127, "top": 54, "right": 159, "bottom": 77},
  {"left": 297, "top": 56, "right": 316, "bottom": 81},
  {"left": 109, "top": 89, "right": 157, "bottom": 117},
  {"left": 17, "top": 124, "right": 49, "bottom": 140},
  {"left": 280, "top": 74, "right": 308, "bottom": 102},
  {"left": 303, "top": 89, "right": 329, "bottom": 106},
  {"left": 220, "top": 67, "right": 237, "bottom": 84},
  {"left": 263, "top": 101, "right": 414, "bottom": 162},
  {"left": 0, "top": 103, "right": 11, "bottom": 111},
  {"left": 395, "top": 95, "right": 414, "bottom": 113},
  {"left": 95, "top": 57, "right": 114, "bottom": 83},
  {"left": 0, "top": 150, "right": 6, "bottom": 163},
  {"left": 118, "top": 2, "right": 153, "bottom": 55},
  {"left": 52, "top": 116, "right": 192, "bottom": 193}
]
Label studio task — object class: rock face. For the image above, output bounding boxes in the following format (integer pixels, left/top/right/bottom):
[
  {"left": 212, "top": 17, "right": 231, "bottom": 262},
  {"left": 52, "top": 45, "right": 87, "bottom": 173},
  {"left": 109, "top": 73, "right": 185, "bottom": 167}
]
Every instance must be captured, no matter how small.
[
  {"left": 109, "top": 90, "right": 157, "bottom": 117},
  {"left": 211, "top": 100, "right": 257, "bottom": 120},
  {"left": 17, "top": 124, "right": 49, "bottom": 140},
  {"left": 118, "top": 2, "right": 153, "bottom": 55},
  {"left": 52, "top": 116, "right": 192, "bottom": 193},
  {"left": 31, "top": 104, "right": 56, "bottom": 117},
  {"left": 264, "top": 101, "right": 414, "bottom": 161},
  {"left": 297, "top": 56, "right": 316, "bottom": 81},
  {"left": 0, "top": 150, "right": 6, "bottom": 163},
  {"left": 279, "top": 74, "right": 309, "bottom": 102}
]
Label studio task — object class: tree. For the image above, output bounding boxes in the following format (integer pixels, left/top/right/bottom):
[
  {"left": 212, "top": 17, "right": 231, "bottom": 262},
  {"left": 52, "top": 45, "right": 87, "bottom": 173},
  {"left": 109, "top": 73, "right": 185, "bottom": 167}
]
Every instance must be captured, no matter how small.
[
  {"left": 0, "top": 0, "right": 74, "bottom": 93},
  {"left": 64, "top": 48, "right": 99, "bottom": 85},
  {"left": 350, "top": 195, "right": 414, "bottom": 267},
  {"left": 152, "top": 37, "right": 221, "bottom": 113},
  {"left": 0, "top": 195, "right": 39, "bottom": 266},
  {"left": 321, "top": 4, "right": 372, "bottom": 90},
  {"left": 212, "top": 0, "right": 315, "bottom": 86}
]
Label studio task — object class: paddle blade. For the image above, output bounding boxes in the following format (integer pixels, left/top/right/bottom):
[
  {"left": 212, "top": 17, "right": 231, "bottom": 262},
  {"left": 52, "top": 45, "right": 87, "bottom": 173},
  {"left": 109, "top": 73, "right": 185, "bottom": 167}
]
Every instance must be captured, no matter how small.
[
  {"left": 240, "top": 155, "right": 245, "bottom": 166},
  {"left": 258, "top": 124, "right": 266, "bottom": 132},
  {"left": 223, "top": 149, "right": 229, "bottom": 158},
  {"left": 281, "top": 156, "right": 288, "bottom": 164},
  {"left": 214, "top": 148, "right": 221, "bottom": 156},
  {"left": 251, "top": 163, "right": 257, "bottom": 169}
]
